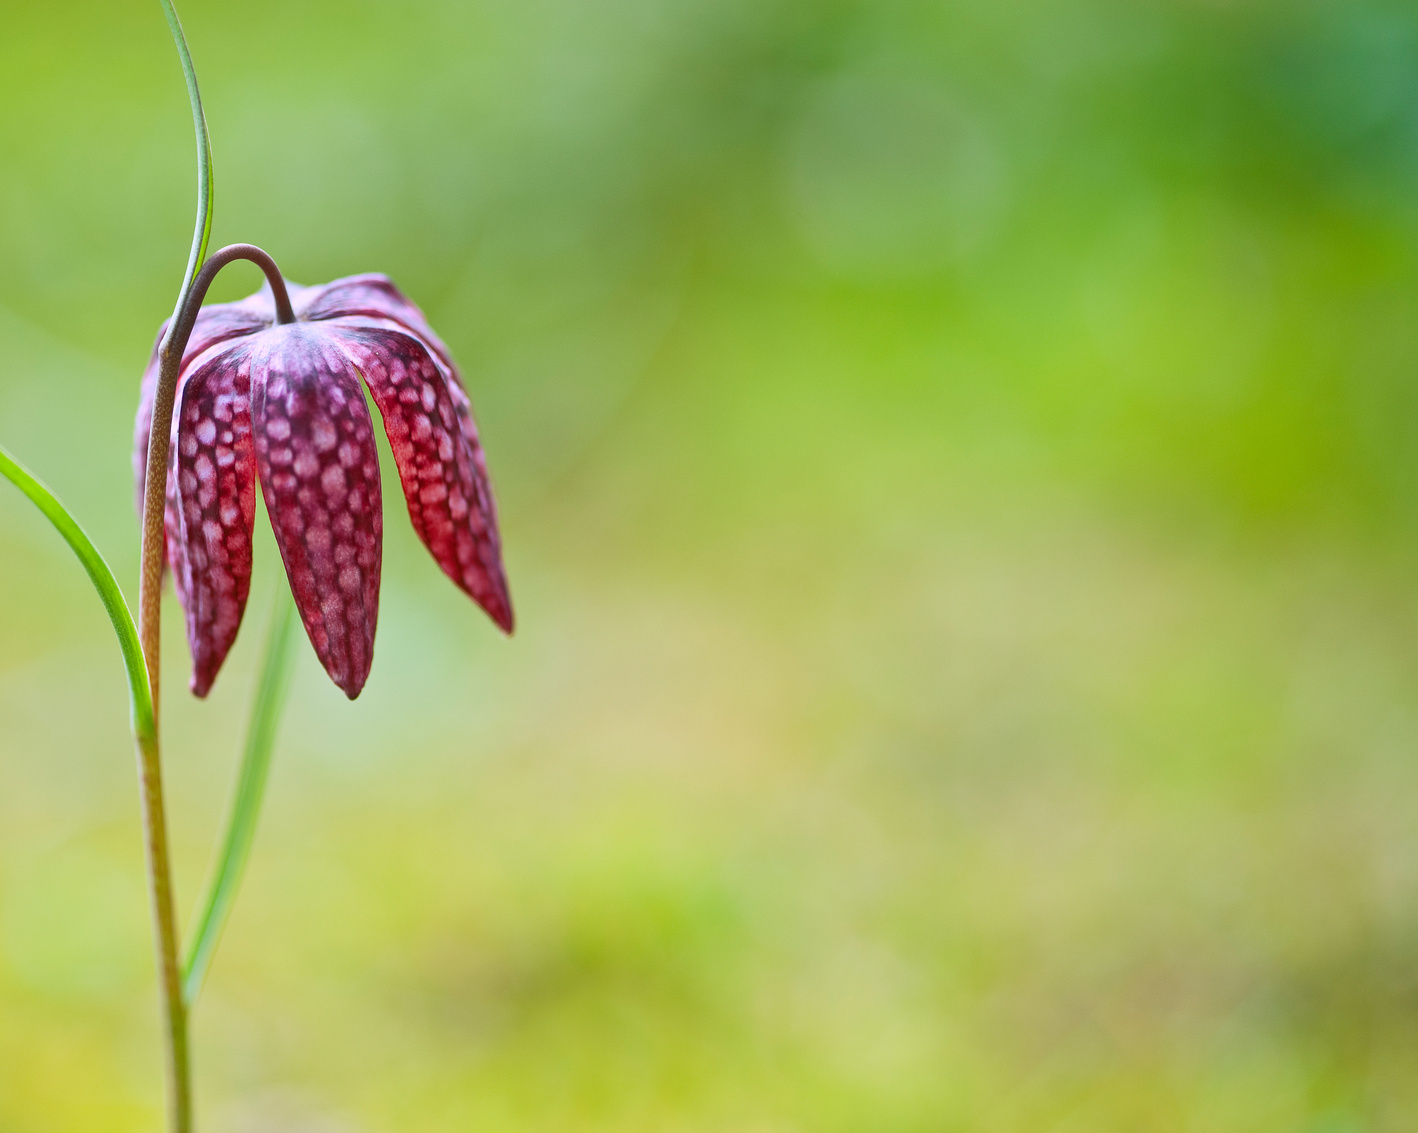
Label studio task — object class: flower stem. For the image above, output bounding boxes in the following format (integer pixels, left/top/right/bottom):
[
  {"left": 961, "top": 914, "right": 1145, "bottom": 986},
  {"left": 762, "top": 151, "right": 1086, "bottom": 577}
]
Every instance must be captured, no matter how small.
[
  {"left": 183, "top": 587, "right": 297, "bottom": 1008},
  {"left": 0, "top": 449, "right": 184, "bottom": 1124},
  {"left": 135, "top": 4, "right": 214, "bottom": 1129},
  {"left": 141, "top": 240, "right": 294, "bottom": 718},
  {"left": 135, "top": 730, "right": 192, "bottom": 1133},
  {"left": 137, "top": 238, "right": 295, "bottom": 1133}
]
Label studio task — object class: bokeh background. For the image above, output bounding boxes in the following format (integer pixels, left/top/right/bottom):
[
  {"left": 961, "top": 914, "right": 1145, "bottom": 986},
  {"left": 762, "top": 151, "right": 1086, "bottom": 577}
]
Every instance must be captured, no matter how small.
[{"left": 4, "top": 0, "right": 1418, "bottom": 1128}]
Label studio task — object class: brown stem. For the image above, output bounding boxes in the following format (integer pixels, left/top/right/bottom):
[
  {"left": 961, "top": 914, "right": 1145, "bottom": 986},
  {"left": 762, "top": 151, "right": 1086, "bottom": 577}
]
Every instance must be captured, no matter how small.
[
  {"left": 135, "top": 242, "right": 293, "bottom": 1133},
  {"left": 139, "top": 242, "right": 294, "bottom": 712},
  {"left": 134, "top": 729, "right": 191, "bottom": 1133}
]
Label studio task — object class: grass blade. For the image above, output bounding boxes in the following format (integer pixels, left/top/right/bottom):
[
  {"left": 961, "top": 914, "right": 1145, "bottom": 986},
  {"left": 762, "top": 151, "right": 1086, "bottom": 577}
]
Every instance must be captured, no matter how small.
[
  {"left": 0, "top": 442, "right": 153, "bottom": 741},
  {"left": 182, "top": 588, "right": 297, "bottom": 1007},
  {"left": 158, "top": 0, "right": 213, "bottom": 326}
]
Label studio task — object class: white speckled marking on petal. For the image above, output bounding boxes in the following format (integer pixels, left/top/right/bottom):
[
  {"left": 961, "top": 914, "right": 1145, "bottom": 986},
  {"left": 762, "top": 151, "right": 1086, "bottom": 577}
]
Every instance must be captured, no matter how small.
[
  {"left": 250, "top": 324, "right": 383, "bottom": 698},
  {"left": 165, "top": 343, "right": 257, "bottom": 697},
  {"left": 327, "top": 321, "right": 512, "bottom": 633}
]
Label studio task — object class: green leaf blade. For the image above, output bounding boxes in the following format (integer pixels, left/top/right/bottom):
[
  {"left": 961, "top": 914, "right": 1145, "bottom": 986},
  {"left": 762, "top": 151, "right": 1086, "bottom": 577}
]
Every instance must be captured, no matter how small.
[
  {"left": 0, "top": 443, "right": 153, "bottom": 741},
  {"left": 182, "top": 589, "right": 297, "bottom": 1008},
  {"left": 158, "top": 0, "right": 214, "bottom": 328}
]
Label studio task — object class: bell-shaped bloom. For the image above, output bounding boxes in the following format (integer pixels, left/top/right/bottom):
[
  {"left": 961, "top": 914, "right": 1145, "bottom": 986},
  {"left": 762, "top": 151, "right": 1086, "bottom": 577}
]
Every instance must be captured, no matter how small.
[{"left": 134, "top": 275, "right": 512, "bottom": 699}]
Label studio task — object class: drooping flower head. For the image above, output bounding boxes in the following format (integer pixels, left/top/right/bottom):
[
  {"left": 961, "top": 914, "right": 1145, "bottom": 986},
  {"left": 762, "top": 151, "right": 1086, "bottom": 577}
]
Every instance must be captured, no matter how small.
[{"left": 134, "top": 274, "right": 512, "bottom": 700}]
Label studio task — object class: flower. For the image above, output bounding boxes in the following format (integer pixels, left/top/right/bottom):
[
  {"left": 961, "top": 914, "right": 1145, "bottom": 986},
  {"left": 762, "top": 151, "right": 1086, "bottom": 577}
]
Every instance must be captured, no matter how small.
[{"left": 134, "top": 274, "right": 512, "bottom": 699}]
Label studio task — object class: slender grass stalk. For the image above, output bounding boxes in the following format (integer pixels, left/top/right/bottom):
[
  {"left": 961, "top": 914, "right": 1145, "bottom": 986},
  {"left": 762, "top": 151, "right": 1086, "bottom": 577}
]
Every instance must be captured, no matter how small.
[
  {"left": 183, "top": 589, "right": 298, "bottom": 1008},
  {"left": 158, "top": 0, "right": 213, "bottom": 331}
]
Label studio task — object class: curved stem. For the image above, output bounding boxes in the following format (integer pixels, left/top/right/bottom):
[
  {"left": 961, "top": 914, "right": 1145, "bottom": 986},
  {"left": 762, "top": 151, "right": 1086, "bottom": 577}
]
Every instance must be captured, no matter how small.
[
  {"left": 139, "top": 5, "right": 208, "bottom": 1121},
  {"left": 136, "top": 239, "right": 294, "bottom": 1133},
  {"left": 140, "top": 243, "right": 294, "bottom": 717},
  {"left": 183, "top": 587, "right": 297, "bottom": 1008},
  {"left": 141, "top": 9, "right": 271, "bottom": 1133},
  {"left": 144, "top": 0, "right": 210, "bottom": 1123}
]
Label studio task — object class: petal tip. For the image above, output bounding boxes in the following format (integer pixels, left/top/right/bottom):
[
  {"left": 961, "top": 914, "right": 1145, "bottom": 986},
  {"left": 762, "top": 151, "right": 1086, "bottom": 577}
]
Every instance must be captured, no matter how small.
[
  {"left": 338, "top": 666, "right": 369, "bottom": 700},
  {"left": 474, "top": 580, "right": 514, "bottom": 635},
  {"left": 492, "top": 601, "right": 514, "bottom": 636}
]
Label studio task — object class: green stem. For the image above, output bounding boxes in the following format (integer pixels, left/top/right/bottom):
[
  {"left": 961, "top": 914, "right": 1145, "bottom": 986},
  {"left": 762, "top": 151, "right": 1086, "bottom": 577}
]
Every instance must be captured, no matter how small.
[
  {"left": 132, "top": 240, "right": 291, "bottom": 1130},
  {"left": 135, "top": 732, "right": 191, "bottom": 1133},
  {"left": 0, "top": 445, "right": 153, "bottom": 743},
  {"left": 0, "top": 441, "right": 189, "bottom": 1127},
  {"left": 183, "top": 588, "right": 297, "bottom": 1008},
  {"left": 129, "top": 4, "right": 214, "bottom": 1131},
  {"left": 4, "top": 7, "right": 222, "bottom": 1129}
]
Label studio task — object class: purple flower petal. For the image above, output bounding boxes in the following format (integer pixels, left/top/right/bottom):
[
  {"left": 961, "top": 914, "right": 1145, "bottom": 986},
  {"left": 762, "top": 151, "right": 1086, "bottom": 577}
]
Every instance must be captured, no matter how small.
[
  {"left": 133, "top": 290, "right": 276, "bottom": 514},
  {"left": 164, "top": 346, "right": 257, "bottom": 697},
  {"left": 332, "top": 320, "right": 513, "bottom": 633},
  {"left": 251, "top": 326, "right": 383, "bottom": 699},
  {"left": 297, "top": 274, "right": 459, "bottom": 377},
  {"left": 137, "top": 272, "right": 512, "bottom": 700}
]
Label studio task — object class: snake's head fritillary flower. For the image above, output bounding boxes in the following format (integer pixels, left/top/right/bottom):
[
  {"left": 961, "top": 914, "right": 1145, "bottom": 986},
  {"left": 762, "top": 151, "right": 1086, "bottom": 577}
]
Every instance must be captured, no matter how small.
[{"left": 134, "top": 274, "right": 512, "bottom": 699}]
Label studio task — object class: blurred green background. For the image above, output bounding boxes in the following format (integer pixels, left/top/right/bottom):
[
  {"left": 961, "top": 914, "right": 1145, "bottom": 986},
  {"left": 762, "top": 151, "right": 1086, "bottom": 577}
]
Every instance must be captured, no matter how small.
[{"left": 6, "top": 0, "right": 1418, "bottom": 1128}]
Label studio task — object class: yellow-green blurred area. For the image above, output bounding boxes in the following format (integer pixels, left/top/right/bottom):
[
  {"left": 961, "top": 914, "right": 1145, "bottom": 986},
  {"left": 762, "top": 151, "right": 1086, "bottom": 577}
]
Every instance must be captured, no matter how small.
[{"left": 11, "top": 0, "right": 1418, "bottom": 1128}]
